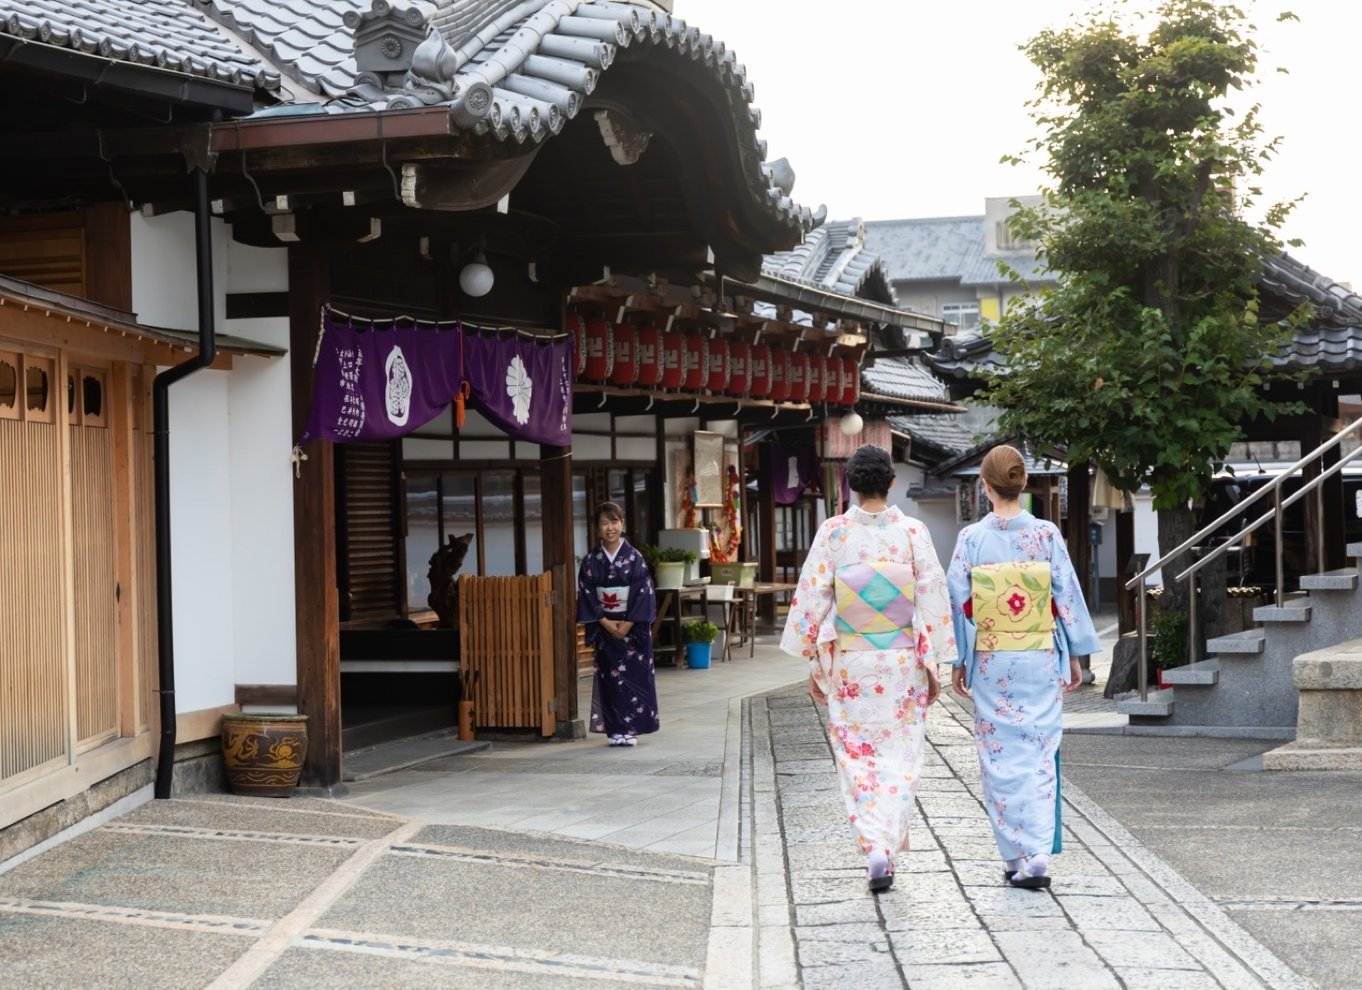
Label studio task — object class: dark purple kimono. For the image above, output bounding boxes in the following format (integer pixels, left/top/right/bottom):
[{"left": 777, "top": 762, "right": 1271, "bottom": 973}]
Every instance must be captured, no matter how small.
[{"left": 576, "top": 539, "right": 660, "bottom": 737}]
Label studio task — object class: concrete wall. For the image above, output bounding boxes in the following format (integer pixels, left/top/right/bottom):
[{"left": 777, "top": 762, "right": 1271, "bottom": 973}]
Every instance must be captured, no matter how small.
[{"left": 130, "top": 211, "right": 296, "bottom": 713}]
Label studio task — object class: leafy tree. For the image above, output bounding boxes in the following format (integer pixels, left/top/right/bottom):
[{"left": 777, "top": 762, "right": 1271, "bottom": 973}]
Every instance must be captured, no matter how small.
[{"left": 984, "top": 0, "right": 1305, "bottom": 620}]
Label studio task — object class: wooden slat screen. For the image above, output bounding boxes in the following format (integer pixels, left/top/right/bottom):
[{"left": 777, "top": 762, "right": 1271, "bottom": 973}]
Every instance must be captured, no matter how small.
[
  {"left": 0, "top": 418, "right": 67, "bottom": 782},
  {"left": 458, "top": 572, "right": 556, "bottom": 736},
  {"left": 340, "top": 442, "right": 400, "bottom": 620},
  {"left": 0, "top": 228, "right": 85, "bottom": 297},
  {"left": 70, "top": 422, "right": 117, "bottom": 748}
]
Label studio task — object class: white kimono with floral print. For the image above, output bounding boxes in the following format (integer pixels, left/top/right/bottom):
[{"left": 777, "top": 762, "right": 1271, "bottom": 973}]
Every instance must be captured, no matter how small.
[{"left": 780, "top": 505, "right": 958, "bottom": 857}]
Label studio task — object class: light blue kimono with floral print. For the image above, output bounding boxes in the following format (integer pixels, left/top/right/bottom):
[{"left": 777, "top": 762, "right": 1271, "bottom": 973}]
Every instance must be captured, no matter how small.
[{"left": 947, "top": 511, "right": 1100, "bottom": 863}]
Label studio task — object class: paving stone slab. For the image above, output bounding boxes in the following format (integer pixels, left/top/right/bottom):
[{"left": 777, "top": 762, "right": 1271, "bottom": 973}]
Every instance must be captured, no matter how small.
[
  {"left": 799, "top": 959, "right": 905, "bottom": 990},
  {"left": 793, "top": 898, "right": 884, "bottom": 926},
  {"left": 1058, "top": 894, "right": 1165, "bottom": 932},
  {"left": 1109, "top": 967, "right": 1223, "bottom": 990},
  {"left": 964, "top": 887, "right": 1066, "bottom": 918},
  {"left": 792, "top": 922, "right": 887, "bottom": 942},
  {"left": 887, "top": 926, "right": 1002, "bottom": 965},
  {"left": 992, "top": 931, "right": 1119, "bottom": 990},
  {"left": 795, "top": 934, "right": 892, "bottom": 966},
  {"left": 896, "top": 961, "right": 1024, "bottom": 989},
  {"left": 1080, "top": 930, "right": 1204, "bottom": 971}
]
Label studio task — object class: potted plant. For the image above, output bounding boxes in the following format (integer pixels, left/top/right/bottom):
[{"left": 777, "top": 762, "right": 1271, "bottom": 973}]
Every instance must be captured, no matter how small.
[
  {"left": 642, "top": 545, "right": 698, "bottom": 590},
  {"left": 682, "top": 618, "right": 719, "bottom": 668}
]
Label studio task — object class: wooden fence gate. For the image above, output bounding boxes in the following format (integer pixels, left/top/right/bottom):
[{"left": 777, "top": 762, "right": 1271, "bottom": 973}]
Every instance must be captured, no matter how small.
[{"left": 457, "top": 571, "right": 556, "bottom": 736}]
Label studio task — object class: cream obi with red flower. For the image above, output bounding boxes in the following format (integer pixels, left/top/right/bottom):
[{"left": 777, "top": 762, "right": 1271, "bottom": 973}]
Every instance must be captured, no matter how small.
[
  {"left": 833, "top": 562, "right": 916, "bottom": 652},
  {"left": 970, "top": 561, "right": 1054, "bottom": 652}
]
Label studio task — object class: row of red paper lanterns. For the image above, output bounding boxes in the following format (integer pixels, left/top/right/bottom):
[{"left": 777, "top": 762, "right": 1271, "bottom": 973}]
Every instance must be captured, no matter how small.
[{"left": 568, "top": 317, "right": 860, "bottom": 406}]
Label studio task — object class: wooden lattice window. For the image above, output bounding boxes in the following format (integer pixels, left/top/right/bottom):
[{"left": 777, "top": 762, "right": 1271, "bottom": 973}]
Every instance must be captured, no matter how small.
[
  {"left": 0, "top": 350, "right": 17, "bottom": 420},
  {"left": 23, "top": 355, "right": 54, "bottom": 424},
  {"left": 67, "top": 367, "right": 107, "bottom": 428}
]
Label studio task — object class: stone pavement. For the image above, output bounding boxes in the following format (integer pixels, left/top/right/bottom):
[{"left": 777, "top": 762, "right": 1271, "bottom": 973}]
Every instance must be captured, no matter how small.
[{"left": 0, "top": 627, "right": 1351, "bottom": 989}]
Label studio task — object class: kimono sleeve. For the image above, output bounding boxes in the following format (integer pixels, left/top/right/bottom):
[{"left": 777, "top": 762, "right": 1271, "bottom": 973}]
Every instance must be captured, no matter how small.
[
  {"left": 910, "top": 524, "right": 958, "bottom": 668},
  {"left": 945, "top": 529, "right": 976, "bottom": 673},
  {"left": 780, "top": 519, "right": 840, "bottom": 693},
  {"left": 1045, "top": 523, "right": 1101, "bottom": 670},
  {"left": 624, "top": 548, "right": 657, "bottom": 624},
  {"left": 576, "top": 553, "right": 604, "bottom": 639}
]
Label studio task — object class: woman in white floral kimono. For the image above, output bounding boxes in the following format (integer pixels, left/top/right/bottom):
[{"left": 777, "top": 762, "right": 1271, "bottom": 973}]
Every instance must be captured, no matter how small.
[
  {"left": 947, "top": 445, "right": 1100, "bottom": 889},
  {"left": 781, "top": 445, "right": 956, "bottom": 891}
]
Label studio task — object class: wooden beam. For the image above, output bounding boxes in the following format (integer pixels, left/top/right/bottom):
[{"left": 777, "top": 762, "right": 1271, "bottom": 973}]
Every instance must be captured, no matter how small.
[{"left": 540, "top": 441, "right": 580, "bottom": 735}]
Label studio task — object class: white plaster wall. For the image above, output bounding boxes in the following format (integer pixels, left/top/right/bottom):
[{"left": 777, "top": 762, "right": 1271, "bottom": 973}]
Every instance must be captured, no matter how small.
[{"left": 130, "top": 212, "right": 296, "bottom": 713}]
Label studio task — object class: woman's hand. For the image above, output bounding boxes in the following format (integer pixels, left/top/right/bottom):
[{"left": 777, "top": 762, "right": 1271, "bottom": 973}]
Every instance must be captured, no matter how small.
[
  {"left": 951, "top": 665, "right": 970, "bottom": 699},
  {"left": 1064, "top": 656, "right": 1083, "bottom": 693},
  {"left": 925, "top": 665, "right": 941, "bottom": 707},
  {"left": 808, "top": 672, "right": 828, "bottom": 705}
]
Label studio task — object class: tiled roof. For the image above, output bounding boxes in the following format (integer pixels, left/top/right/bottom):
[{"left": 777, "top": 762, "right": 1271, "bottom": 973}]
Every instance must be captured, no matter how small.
[
  {"left": 931, "top": 253, "right": 1362, "bottom": 379},
  {"left": 862, "top": 357, "right": 948, "bottom": 403},
  {"left": 887, "top": 414, "right": 976, "bottom": 458},
  {"left": 863, "top": 216, "right": 1054, "bottom": 288},
  {"left": 932, "top": 436, "right": 1067, "bottom": 479},
  {"left": 762, "top": 218, "right": 897, "bottom": 303},
  {"left": 0, "top": 0, "right": 280, "bottom": 90},
  {"left": 199, "top": 0, "right": 824, "bottom": 232}
]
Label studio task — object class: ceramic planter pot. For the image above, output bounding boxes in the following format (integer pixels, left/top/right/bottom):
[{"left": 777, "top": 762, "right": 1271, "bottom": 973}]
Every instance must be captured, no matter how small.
[{"left": 221, "top": 712, "right": 309, "bottom": 797}]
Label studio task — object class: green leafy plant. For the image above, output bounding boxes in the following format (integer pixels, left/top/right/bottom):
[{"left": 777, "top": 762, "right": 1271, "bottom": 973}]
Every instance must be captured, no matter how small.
[
  {"left": 642, "top": 545, "right": 698, "bottom": 567},
  {"left": 1151, "top": 609, "right": 1188, "bottom": 672},
  {"left": 682, "top": 619, "right": 719, "bottom": 644}
]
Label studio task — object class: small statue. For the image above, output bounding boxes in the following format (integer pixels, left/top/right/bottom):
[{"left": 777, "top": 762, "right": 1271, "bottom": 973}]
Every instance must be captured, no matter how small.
[{"left": 427, "top": 532, "right": 474, "bottom": 629}]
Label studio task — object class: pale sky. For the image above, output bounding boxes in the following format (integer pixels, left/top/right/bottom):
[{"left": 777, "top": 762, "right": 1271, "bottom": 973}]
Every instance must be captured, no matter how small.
[{"left": 679, "top": 0, "right": 1360, "bottom": 285}]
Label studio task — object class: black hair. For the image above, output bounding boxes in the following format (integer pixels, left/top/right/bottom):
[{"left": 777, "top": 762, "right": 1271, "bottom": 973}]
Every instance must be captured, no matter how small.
[
  {"left": 845, "top": 444, "right": 893, "bottom": 498},
  {"left": 593, "top": 500, "right": 624, "bottom": 526}
]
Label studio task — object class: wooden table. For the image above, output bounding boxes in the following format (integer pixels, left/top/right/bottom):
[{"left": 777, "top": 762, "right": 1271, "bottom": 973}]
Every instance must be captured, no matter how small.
[
  {"left": 651, "top": 586, "right": 708, "bottom": 665},
  {"left": 733, "top": 582, "right": 797, "bottom": 657}
]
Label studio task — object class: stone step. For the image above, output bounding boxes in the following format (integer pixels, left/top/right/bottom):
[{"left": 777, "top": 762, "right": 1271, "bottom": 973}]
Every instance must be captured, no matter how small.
[
  {"left": 1159, "top": 659, "right": 1221, "bottom": 686},
  {"left": 1348, "top": 542, "right": 1362, "bottom": 560},
  {"left": 1205, "top": 629, "right": 1267, "bottom": 655},
  {"left": 1300, "top": 568, "right": 1360, "bottom": 591},
  {"left": 1263, "top": 744, "right": 1362, "bottom": 771},
  {"left": 1252, "top": 599, "right": 1313, "bottom": 623},
  {"left": 1117, "top": 689, "right": 1175, "bottom": 718}
]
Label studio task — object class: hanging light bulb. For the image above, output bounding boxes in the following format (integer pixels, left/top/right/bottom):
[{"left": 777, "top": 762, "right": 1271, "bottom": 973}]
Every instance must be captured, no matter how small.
[
  {"left": 459, "top": 252, "right": 495, "bottom": 297},
  {"left": 840, "top": 410, "right": 864, "bottom": 436}
]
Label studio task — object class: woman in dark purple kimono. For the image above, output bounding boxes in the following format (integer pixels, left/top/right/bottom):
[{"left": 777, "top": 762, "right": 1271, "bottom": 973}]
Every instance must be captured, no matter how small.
[{"left": 577, "top": 501, "right": 659, "bottom": 746}]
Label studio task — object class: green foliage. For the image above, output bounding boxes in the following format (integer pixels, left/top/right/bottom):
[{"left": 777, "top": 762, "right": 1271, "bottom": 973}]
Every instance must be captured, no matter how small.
[
  {"left": 983, "top": 0, "right": 1309, "bottom": 511},
  {"left": 682, "top": 619, "right": 719, "bottom": 644},
  {"left": 642, "top": 545, "right": 698, "bottom": 567},
  {"left": 1151, "top": 608, "right": 1188, "bottom": 670}
]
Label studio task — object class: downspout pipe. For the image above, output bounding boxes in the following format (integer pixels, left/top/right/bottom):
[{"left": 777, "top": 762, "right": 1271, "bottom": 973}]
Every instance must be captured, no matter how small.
[{"left": 153, "top": 164, "right": 217, "bottom": 799}]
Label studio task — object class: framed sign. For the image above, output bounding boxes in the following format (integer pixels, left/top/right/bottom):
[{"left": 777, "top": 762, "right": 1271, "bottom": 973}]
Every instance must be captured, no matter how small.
[{"left": 693, "top": 431, "right": 724, "bottom": 507}]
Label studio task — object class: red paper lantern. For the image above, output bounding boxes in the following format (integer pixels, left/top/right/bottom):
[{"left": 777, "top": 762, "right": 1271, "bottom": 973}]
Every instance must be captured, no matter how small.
[
  {"left": 823, "top": 356, "right": 841, "bottom": 402},
  {"left": 567, "top": 315, "right": 587, "bottom": 376},
  {"left": 768, "top": 349, "right": 789, "bottom": 402},
  {"left": 838, "top": 356, "right": 860, "bottom": 406},
  {"left": 806, "top": 354, "right": 827, "bottom": 403},
  {"left": 786, "top": 351, "right": 809, "bottom": 403},
  {"left": 660, "top": 332, "right": 684, "bottom": 389},
  {"left": 683, "top": 335, "right": 707, "bottom": 391},
  {"left": 609, "top": 323, "right": 638, "bottom": 386},
  {"left": 583, "top": 317, "right": 613, "bottom": 381},
  {"left": 635, "top": 326, "right": 661, "bottom": 387},
  {"left": 706, "top": 338, "right": 730, "bottom": 392},
  {"left": 726, "top": 341, "right": 750, "bottom": 397},
  {"left": 748, "top": 344, "right": 771, "bottom": 398}
]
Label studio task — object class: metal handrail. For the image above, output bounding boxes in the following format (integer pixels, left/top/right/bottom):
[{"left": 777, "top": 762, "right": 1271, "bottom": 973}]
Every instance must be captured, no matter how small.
[{"left": 1123, "top": 415, "right": 1362, "bottom": 701}]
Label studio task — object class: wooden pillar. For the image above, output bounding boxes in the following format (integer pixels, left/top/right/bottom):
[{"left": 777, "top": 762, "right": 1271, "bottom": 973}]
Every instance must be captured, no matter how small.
[
  {"left": 757, "top": 442, "right": 777, "bottom": 625},
  {"left": 1065, "top": 463, "right": 1092, "bottom": 607},
  {"left": 289, "top": 244, "right": 342, "bottom": 789},
  {"left": 541, "top": 442, "right": 580, "bottom": 733}
]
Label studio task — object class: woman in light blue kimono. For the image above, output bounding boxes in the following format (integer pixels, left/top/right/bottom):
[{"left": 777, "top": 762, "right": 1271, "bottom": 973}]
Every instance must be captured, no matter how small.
[{"left": 947, "top": 445, "right": 1099, "bottom": 889}]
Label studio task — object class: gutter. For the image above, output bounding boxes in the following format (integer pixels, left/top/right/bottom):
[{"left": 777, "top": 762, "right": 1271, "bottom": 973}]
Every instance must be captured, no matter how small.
[{"left": 152, "top": 164, "right": 217, "bottom": 799}]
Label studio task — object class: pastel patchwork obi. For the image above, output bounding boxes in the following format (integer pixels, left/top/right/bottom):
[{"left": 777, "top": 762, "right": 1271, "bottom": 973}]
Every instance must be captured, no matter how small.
[
  {"left": 833, "top": 562, "right": 916, "bottom": 652},
  {"left": 970, "top": 561, "right": 1054, "bottom": 652}
]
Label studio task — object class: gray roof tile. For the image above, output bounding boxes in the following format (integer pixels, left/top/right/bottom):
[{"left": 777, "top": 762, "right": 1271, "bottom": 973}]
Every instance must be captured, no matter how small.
[
  {"left": 198, "top": 0, "right": 821, "bottom": 233},
  {"left": 0, "top": 0, "right": 280, "bottom": 90},
  {"left": 863, "top": 215, "right": 1055, "bottom": 288},
  {"left": 862, "top": 357, "right": 948, "bottom": 403},
  {"left": 888, "top": 414, "right": 977, "bottom": 457},
  {"left": 761, "top": 218, "right": 897, "bottom": 303}
]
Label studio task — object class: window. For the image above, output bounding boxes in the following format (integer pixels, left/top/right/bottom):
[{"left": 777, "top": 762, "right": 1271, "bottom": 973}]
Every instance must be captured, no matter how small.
[
  {"left": 941, "top": 302, "right": 980, "bottom": 330},
  {"left": 995, "top": 221, "right": 1036, "bottom": 252}
]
